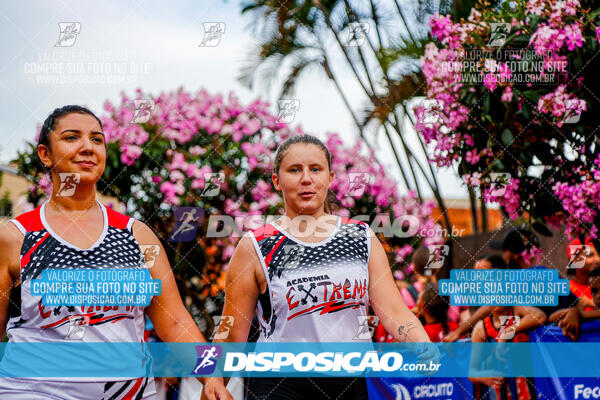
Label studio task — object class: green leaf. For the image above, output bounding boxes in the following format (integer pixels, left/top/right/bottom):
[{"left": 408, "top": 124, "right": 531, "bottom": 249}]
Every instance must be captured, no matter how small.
[
  {"left": 483, "top": 94, "right": 490, "bottom": 113},
  {"left": 501, "top": 128, "right": 513, "bottom": 146},
  {"left": 521, "top": 104, "right": 531, "bottom": 120}
]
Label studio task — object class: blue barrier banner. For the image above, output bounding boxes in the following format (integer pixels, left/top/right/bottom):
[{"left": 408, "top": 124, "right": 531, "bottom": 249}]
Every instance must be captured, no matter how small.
[
  {"left": 367, "top": 377, "right": 473, "bottom": 400},
  {"left": 365, "top": 321, "right": 600, "bottom": 400},
  {"left": 0, "top": 341, "right": 600, "bottom": 378},
  {"left": 531, "top": 321, "right": 600, "bottom": 400}
]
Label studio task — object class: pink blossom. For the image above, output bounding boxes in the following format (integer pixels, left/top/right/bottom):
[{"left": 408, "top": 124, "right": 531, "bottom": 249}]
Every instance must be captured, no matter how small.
[
  {"left": 393, "top": 270, "right": 405, "bottom": 281},
  {"left": 465, "top": 149, "right": 480, "bottom": 165},
  {"left": 463, "top": 172, "right": 482, "bottom": 186},
  {"left": 484, "top": 73, "right": 498, "bottom": 92},
  {"left": 530, "top": 25, "right": 565, "bottom": 55},
  {"left": 38, "top": 175, "right": 53, "bottom": 197},
  {"left": 526, "top": 0, "right": 546, "bottom": 16},
  {"left": 120, "top": 145, "right": 142, "bottom": 166},
  {"left": 564, "top": 23, "right": 585, "bottom": 51},
  {"left": 429, "top": 14, "right": 453, "bottom": 42},
  {"left": 483, "top": 178, "right": 521, "bottom": 219},
  {"left": 241, "top": 141, "right": 269, "bottom": 171},
  {"left": 160, "top": 181, "right": 184, "bottom": 205},
  {"left": 189, "top": 146, "right": 206, "bottom": 156},
  {"left": 501, "top": 86, "right": 513, "bottom": 102},
  {"left": 169, "top": 152, "right": 187, "bottom": 171}
]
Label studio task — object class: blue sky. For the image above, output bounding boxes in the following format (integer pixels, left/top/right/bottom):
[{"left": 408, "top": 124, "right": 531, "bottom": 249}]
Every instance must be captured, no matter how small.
[{"left": 0, "top": 0, "right": 468, "bottom": 200}]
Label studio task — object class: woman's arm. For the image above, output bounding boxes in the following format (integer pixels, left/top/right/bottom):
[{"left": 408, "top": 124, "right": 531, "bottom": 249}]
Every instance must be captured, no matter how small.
[
  {"left": 548, "top": 308, "right": 569, "bottom": 323},
  {"left": 132, "top": 221, "right": 232, "bottom": 400},
  {"left": 513, "top": 306, "right": 547, "bottom": 332},
  {"left": 577, "top": 299, "right": 600, "bottom": 320},
  {"left": 367, "top": 230, "right": 430, "bottom": 343},
  {"left": 444, "top": 306, "right": 492, "bottom": 342},
  {"left": 213, "top": 234, "right": 262, "bottom": 343},
  {"left": 0, "top": 223, "right": 22, "bottom": 340},
  {"left": 580, "top": 309, "right": 600, "bottom": 320}
]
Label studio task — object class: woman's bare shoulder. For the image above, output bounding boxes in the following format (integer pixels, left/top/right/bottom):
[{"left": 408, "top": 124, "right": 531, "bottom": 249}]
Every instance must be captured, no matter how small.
[{"left": 0, "top": 221, "right": 25, "bottom": 250}]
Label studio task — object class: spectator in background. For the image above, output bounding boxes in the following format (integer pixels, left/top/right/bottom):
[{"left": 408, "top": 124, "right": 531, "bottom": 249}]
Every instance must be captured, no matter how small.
[
  {"left": 401, "top": 246, "right": 469, "bottom": 322},
  {"left": 573, "top": 266, "right": 600, "bottom": 322},
  {"left": 566, "top": 267, "right": 600, "bottom": 323},
  {"left": 469, "top": 304, "right": 546, "bottom": 400},
  {"left": 549, "top": 239, "right": 600, "bottom": 340},
  {"left": 590, "top": 267, "right": 600, "bottom": 309},
  {"left": 415, "top": 283, "right": 459, "bottom": 342},
  {"left": 475, "top": 254, "right": 508, "bottom": 270},
  {"left": 399, "top": 246, "right": 433, "bottom": 309},
  {"left": 375, "top": 245, "right": 470, "bottom": 343},
  {"left": 489, "top": 228, "right": 539, "bottom": 270},
  {"left": 444, "top": 253, "right": 508, "bottom": 342}
]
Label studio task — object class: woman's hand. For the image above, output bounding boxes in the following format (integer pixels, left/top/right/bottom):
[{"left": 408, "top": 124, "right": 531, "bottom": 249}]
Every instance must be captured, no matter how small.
[
  {"left": 442, "top": 328, "right": 463, "bottom": 343},
  {"left": 202, "top": 377, "right": 233, "bottom": 400},
  {"left": 478, "top": 377, "right": 505, "bottom": 390}
]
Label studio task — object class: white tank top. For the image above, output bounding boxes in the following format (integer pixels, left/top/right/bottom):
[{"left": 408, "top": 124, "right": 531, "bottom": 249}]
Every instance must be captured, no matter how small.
[
  {"left": 4, "top": 201, "right": 152, "bottom": 381},
  {"left": 248, "top": 216, "right": 371, "bottom": 342}
]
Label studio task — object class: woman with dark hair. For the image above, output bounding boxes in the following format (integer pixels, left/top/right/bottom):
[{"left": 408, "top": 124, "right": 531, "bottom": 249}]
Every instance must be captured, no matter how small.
[
  {"left": 475, "top": 254, "right": 508, "bottom": 270},
  {"left": 416, "top": 283, "right": 459, "bottom": 342},
  {"left": 0, "top": 106, "right": 232, "bottom": 400},
  {"left": 212, "top": 134, "right": 437, "bottom": 399}
]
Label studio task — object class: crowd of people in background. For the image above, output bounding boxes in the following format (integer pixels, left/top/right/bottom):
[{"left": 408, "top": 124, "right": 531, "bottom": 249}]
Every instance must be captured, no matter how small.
[{"left": 373, "top": 228, "right": 600, "bottom": 399}]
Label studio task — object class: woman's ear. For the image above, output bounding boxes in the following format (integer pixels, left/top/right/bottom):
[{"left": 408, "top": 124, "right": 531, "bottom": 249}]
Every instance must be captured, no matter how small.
[
  {"left": 328, "top": 170, "right": 334, "bottom": 189},
  {"left": 37, "top": 145, "right": 52, "bottom": 169},
  {"left": 272, "top": 173, "right": 281, "bottom": 191}
]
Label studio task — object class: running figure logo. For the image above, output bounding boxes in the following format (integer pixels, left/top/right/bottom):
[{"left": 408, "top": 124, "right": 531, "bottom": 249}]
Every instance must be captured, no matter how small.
[
  {"left": 139, "top": 245, "right": 160, "bottom": 268},
  {"left": 169, "top": 207, "right": 203, "bottom": 242},
  {"left": 209, "top": 316, "right": 234, "bottom": 340},
  {"left": 279, "top": 244, "right": 304, "bottom": 271},
  {"left": 57, "top": 173, "right": 80, "bottom": 197},
  {"left": 276, "top": 100, "right": 300, "bottom": 123},
  {"left": 192, "top": 345, "right": 222, "bottom": 375},
  {"left": 353, "top": 315, "right": 379, "bottom": 340},
  {"left": 65, "top": 315, "right": 90, "bottom": 340},
  {"left": 200, "top": 173, "right": 225, "bottom": 197},
  {"left": 346, "top": 22, "right": 370, "bottom": 46},
  {"left": 346, "top": 173, "right": 371, "bottom": 197},
  {"left": 563, "top": 99, "right": 583, "bottom": 124},
  {"left": 418, "top": 99, "right": 444, "bottom": 125},
  {"left": 487, "top": 23, "right": 510, "bottom": 47},
  {"left": 489, "top": 173, "right": 511, "bottom": 196},
  {"left": 498, "top": 315, "right": 520, "bottom": 340},
  {"left": 55, "top": 22, "right": 81, "bottom": 47},
  {"left": 567, "top": 245, "right": 591, "bottom": 269},
  {"left": 130, "top": 99, "right": 155, "bottom": 124},
  {"left": 425, "top": 245, "right": 449, "bottom": 272},
  {"left": 199, "top": 22, "right": 226, "bottom": 47}
]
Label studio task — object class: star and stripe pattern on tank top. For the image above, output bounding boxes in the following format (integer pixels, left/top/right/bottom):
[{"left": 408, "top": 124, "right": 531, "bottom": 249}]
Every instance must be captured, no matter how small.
[
  {"left": 249, "top": 217, "right": 371, "bottom": 342},
  {"left": 7, "top": 201, "right": 147, "bottom": 341}
]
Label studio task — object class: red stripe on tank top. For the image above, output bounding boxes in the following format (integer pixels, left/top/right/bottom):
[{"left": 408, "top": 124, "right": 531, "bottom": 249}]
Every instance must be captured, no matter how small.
[
  {"left": 264, "top": 236, "right": 286, "bottom": 268},
  {"left": 20, "top": 232, "right": 50, "bottom": 269}
]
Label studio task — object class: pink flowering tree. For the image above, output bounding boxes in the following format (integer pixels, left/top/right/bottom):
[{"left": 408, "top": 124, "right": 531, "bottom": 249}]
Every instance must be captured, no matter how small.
[
  {"left": 15, "top": 88, "right": 442, "bottom": 327},
  {"left": 415, "top": 0, "right": 600, "bottom": 243}
]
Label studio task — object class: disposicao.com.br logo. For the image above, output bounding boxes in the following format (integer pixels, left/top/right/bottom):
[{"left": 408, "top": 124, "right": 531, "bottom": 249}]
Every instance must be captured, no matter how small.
[{"left": 222, "top": 351, "right": 440, "bottom": 374}]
